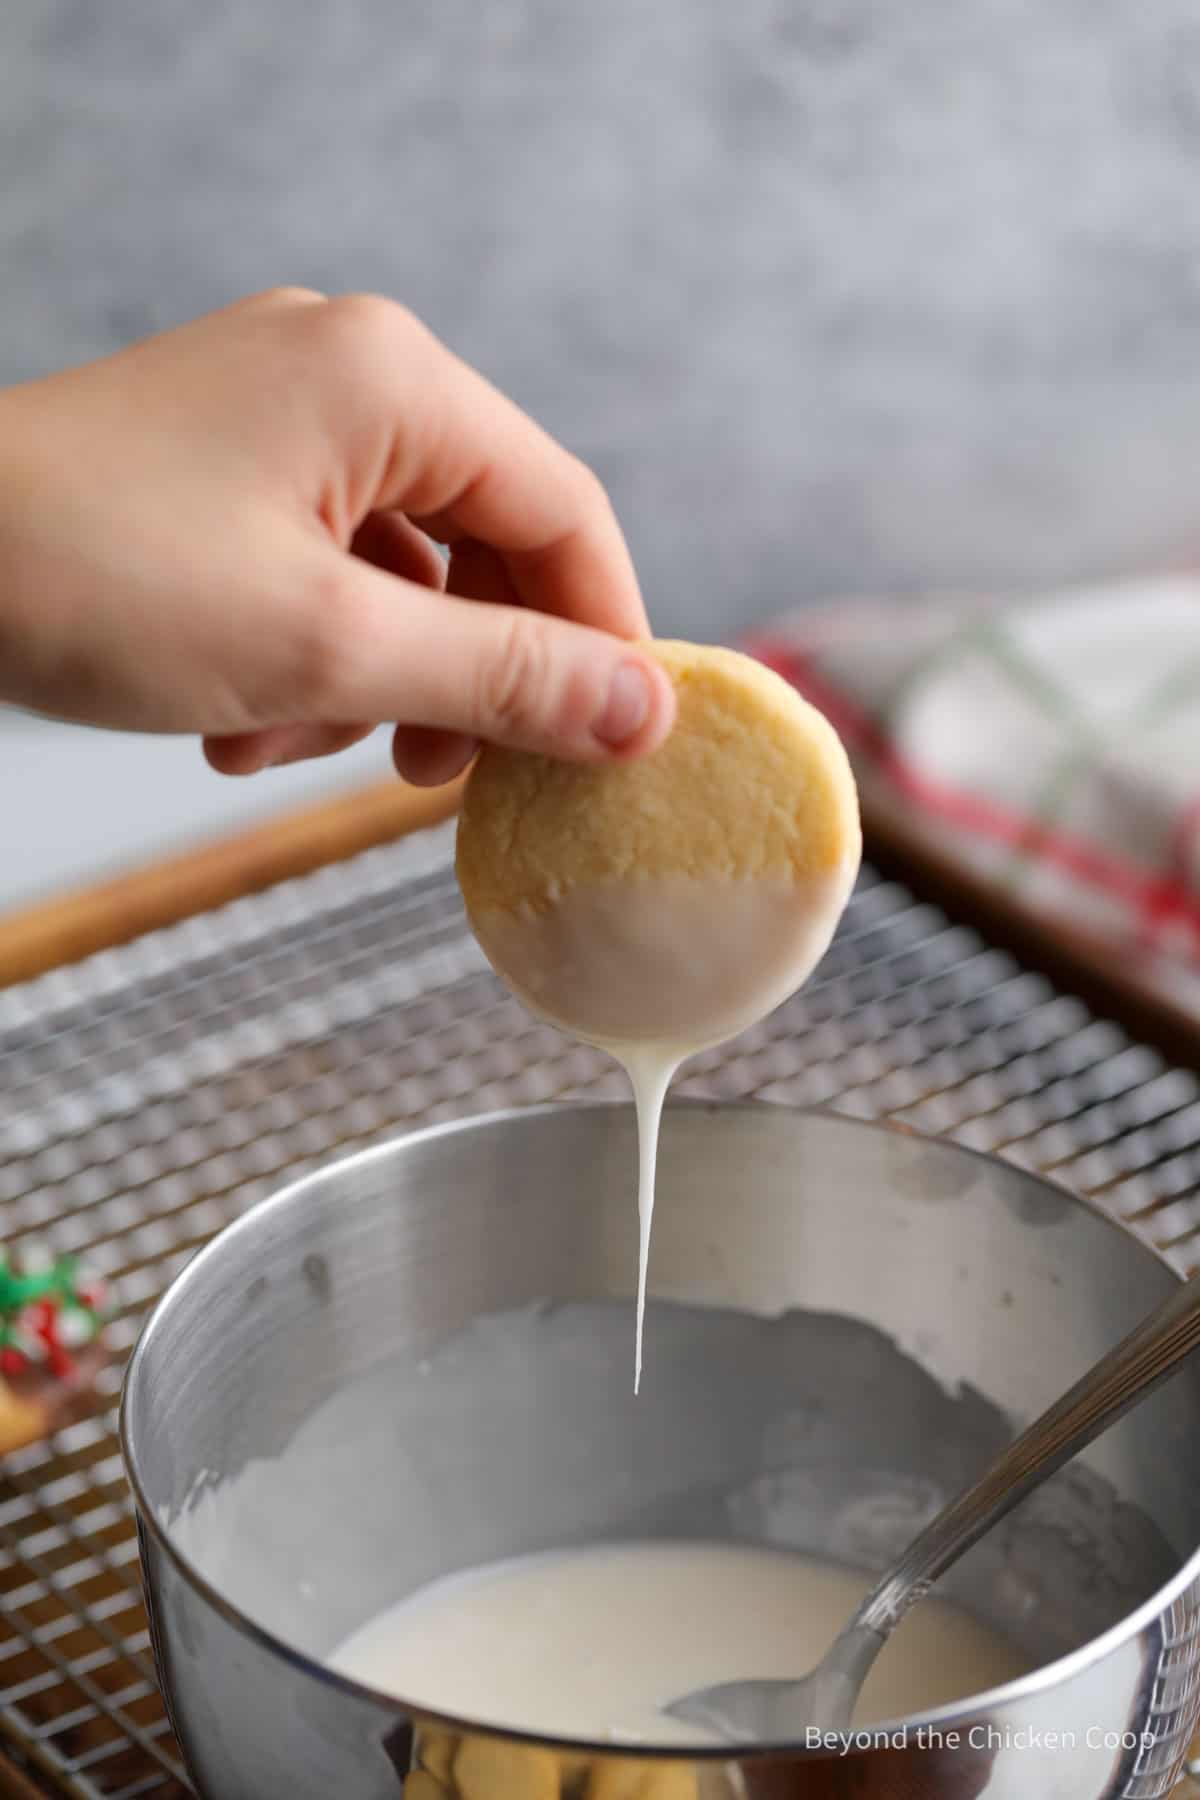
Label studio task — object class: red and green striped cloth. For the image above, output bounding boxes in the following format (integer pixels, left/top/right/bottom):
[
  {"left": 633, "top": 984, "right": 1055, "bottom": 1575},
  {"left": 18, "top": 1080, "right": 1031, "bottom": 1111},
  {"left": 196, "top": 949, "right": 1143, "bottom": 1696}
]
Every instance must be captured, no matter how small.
[{"left": 742, "top": 577, "right": 1200, "bottom": 1021}]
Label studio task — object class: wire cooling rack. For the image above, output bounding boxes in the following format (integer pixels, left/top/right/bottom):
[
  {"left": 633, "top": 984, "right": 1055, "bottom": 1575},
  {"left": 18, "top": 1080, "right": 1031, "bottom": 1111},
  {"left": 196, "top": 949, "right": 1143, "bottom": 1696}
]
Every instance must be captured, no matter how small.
[{"left": 0, "top": 821, "right": 1198, "bottom": 1798}]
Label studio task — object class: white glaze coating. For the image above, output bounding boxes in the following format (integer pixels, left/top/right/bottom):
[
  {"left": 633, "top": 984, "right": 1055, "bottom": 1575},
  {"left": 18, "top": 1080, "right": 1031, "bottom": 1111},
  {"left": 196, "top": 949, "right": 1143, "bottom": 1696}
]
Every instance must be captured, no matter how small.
[
  {"left": 472, "top": 867, "right": 858, "bottom": 1052},
  {"left": 329, "top": 1541, "right": 1029, "bottom": 1744}
]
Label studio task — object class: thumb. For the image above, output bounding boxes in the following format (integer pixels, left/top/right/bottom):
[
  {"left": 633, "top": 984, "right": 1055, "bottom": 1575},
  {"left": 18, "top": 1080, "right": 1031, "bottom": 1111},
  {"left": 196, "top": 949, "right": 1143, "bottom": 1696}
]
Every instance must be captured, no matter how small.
[{"left": 314, "top": 556, "right": 677, "bottom": 761}]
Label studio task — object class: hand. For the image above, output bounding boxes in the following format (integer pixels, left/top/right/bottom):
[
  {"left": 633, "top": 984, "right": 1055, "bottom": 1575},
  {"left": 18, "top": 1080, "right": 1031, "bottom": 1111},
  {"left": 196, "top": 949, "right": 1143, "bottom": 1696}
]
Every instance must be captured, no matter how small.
[{"left": 0, "top": 288, "right": 676, "bottom": 785}]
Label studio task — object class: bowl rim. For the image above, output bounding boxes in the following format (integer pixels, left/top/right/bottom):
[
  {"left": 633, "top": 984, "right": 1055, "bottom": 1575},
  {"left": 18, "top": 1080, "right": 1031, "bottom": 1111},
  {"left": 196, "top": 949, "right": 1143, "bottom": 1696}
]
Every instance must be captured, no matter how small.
[{"left": 120, "top": 1099, "right": 1200, "bottom": 1761}]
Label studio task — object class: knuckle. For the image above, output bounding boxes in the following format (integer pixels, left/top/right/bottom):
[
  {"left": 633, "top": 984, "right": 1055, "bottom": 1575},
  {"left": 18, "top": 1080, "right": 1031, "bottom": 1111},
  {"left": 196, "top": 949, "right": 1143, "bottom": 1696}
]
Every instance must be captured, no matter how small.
[
  {"left": 567, "top": 453, "right": 614, "bottom": 518},
  {"left": 316, "top": 293, "right": 426, "bottom": 365},
  {"left": 479, "top": 613, "right": 552, "bottom": 738},
  {"left": 257, "top": 283, "right": 326, "bottom": 311},
  {"left": 303, "top": 297, "right": 433, "bottom": 414}
]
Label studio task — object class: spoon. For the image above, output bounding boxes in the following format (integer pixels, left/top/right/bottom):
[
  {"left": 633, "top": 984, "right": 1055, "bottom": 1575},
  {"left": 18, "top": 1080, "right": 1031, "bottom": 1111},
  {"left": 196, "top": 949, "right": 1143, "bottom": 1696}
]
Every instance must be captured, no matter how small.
[{"left": 665, "top": 1263, "right": 1200, "bottom": 1743}]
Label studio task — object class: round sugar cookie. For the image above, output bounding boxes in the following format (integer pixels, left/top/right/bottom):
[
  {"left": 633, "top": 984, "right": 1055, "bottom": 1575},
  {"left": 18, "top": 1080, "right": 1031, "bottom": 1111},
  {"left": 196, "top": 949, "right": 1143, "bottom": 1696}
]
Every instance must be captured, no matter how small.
[{"left": 456, "top": 641, "right": 861, "bottom": 1051}]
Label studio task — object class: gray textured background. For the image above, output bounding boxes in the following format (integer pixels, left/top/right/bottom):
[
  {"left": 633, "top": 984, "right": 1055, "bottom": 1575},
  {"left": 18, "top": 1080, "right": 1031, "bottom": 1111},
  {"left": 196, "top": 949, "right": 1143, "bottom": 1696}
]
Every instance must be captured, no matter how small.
[
  {"left": 7, "top": 1, "right": 1200, "bottom": 628},
  {"left": 3, "top": 1, "right": 1200, "bottom": 900}
]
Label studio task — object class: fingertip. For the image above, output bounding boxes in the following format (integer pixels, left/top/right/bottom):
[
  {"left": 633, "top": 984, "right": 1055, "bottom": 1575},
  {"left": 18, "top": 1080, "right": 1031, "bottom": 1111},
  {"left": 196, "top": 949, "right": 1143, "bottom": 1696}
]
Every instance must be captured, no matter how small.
[
  {"left": 641, "top": 655, "right": 679, "bottom": 752},
  {"left": 352, "top": 512, "right": 448, "bottom": 590},
  {"left": 591, "top": 654, "right": 676, "bottom": 758},
  {"left": 391, "top": 725, "right": 479, "bottom": 787},
  {"left": 202, "top": 731, "right": 276, "bottom": 776}
]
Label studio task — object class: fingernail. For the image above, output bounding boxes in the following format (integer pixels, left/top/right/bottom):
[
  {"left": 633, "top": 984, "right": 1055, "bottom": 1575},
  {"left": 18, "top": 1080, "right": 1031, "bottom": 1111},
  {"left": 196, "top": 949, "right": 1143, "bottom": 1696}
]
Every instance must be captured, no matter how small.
[{"left": 594, "top": 661, "right": 652, "bottom": 747}]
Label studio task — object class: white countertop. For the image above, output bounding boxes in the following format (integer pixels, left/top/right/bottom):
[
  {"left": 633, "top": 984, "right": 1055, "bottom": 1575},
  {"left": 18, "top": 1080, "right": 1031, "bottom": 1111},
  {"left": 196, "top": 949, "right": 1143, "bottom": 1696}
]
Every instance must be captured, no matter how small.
[{"left": 0, "top": 712, "right": 399, "bottom": 914}]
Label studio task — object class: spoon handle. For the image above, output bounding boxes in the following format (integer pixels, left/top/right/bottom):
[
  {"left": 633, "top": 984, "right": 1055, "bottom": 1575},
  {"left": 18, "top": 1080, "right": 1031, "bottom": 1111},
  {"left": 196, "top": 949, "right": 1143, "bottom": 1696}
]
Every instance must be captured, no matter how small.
[{"left": 857, "top": 1265, "right": 1200, "bottom": 1640}]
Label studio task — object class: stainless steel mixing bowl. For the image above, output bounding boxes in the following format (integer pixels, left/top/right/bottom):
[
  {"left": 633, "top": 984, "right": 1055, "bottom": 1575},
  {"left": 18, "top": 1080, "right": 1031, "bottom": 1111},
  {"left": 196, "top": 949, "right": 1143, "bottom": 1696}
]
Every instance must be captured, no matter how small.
[{"left": 122, "top": 1104, "right": 1200, "bottom": 1798}]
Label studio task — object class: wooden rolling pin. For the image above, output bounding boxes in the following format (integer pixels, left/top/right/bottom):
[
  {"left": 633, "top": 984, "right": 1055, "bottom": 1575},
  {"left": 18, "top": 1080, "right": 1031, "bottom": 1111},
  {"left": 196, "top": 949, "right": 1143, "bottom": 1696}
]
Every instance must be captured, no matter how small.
[{"left": 0, "top": 774, "right": 465, "bottom": 990}]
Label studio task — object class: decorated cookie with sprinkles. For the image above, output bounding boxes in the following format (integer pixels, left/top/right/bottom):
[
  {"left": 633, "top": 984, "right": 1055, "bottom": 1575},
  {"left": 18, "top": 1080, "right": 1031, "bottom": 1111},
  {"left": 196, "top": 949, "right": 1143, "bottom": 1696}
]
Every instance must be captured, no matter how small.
[{"left": 0, "top": 1247, "right": 109, "bottom": 1454}]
